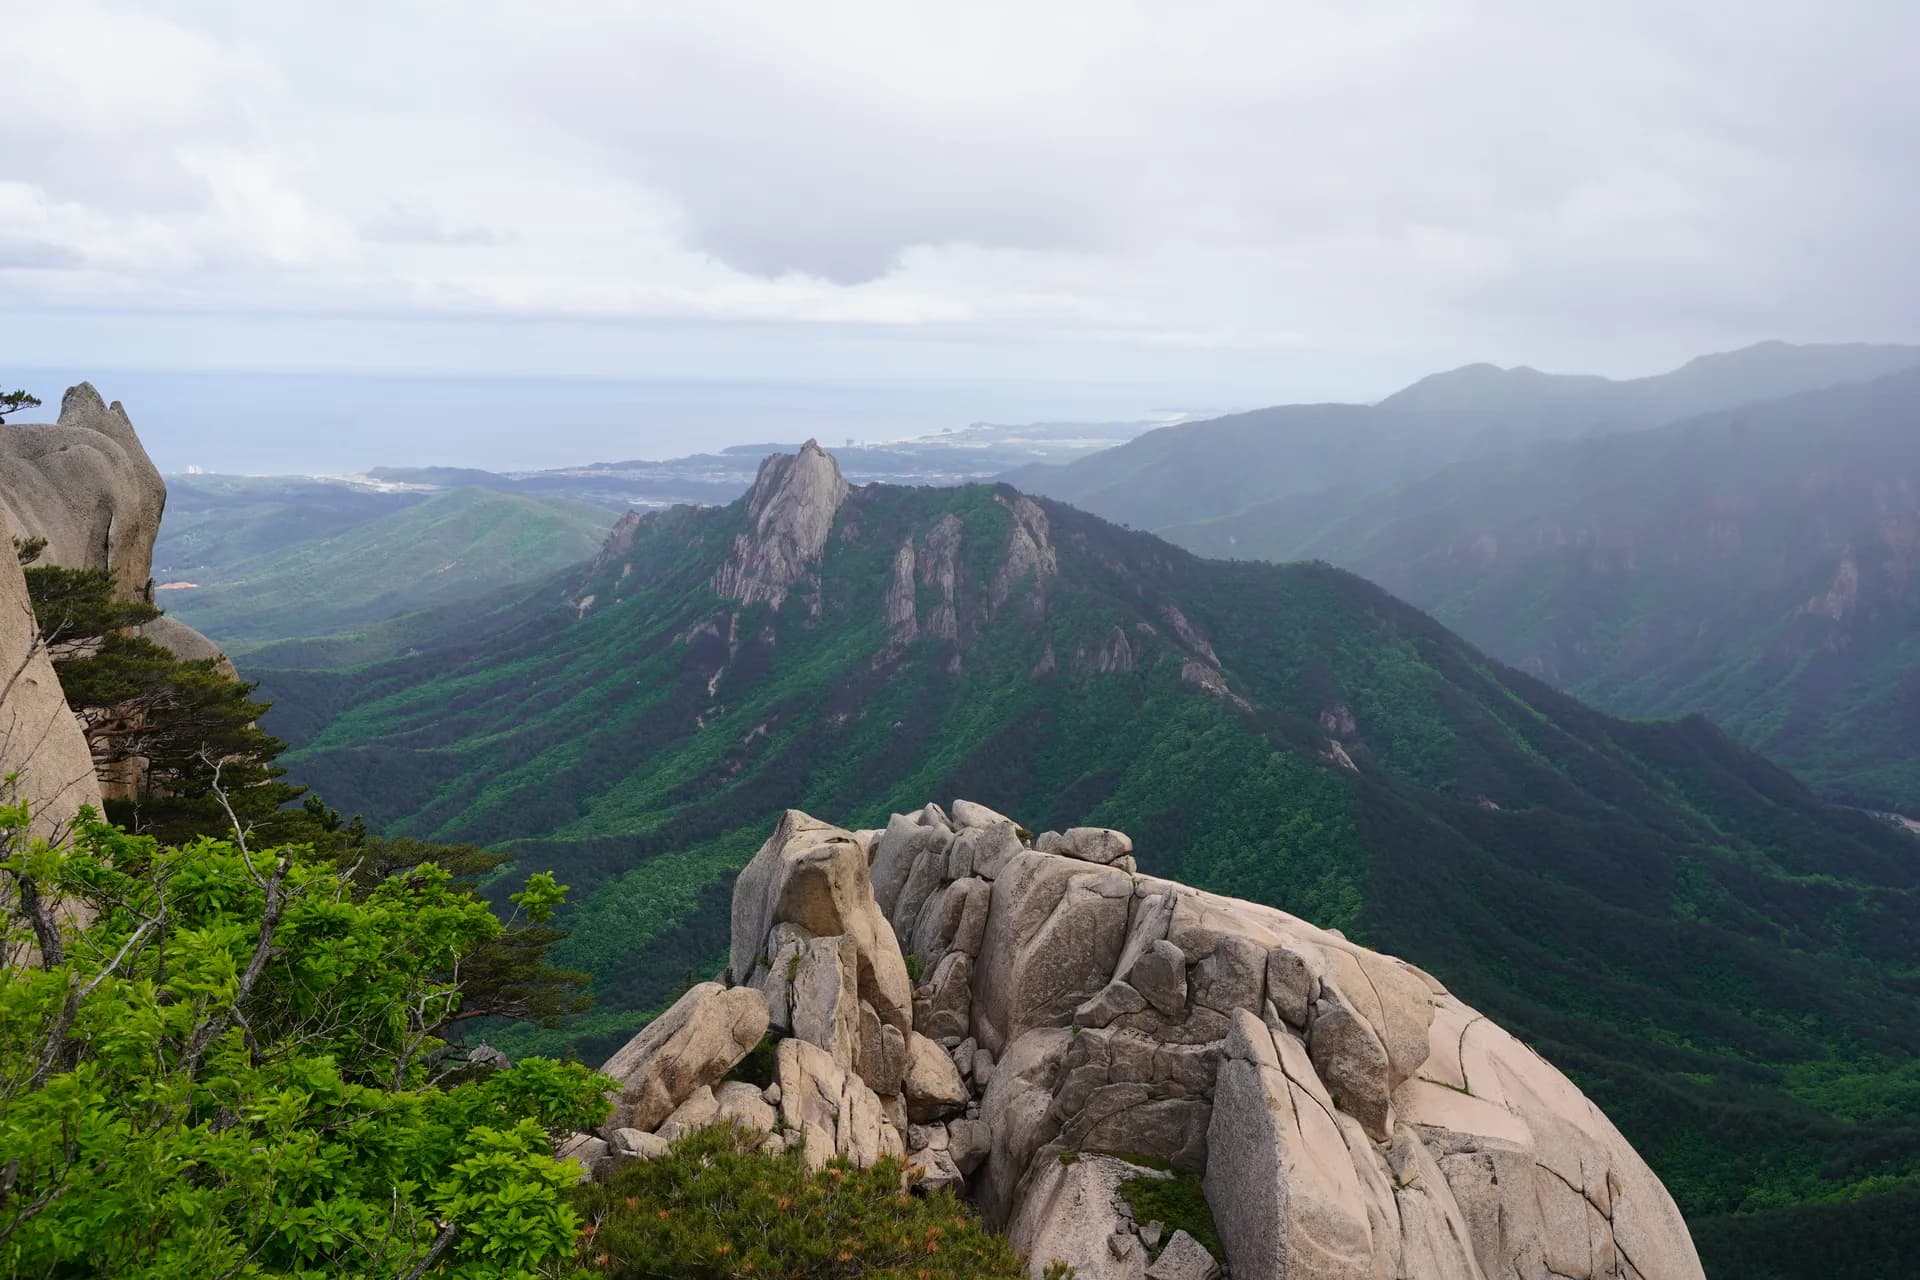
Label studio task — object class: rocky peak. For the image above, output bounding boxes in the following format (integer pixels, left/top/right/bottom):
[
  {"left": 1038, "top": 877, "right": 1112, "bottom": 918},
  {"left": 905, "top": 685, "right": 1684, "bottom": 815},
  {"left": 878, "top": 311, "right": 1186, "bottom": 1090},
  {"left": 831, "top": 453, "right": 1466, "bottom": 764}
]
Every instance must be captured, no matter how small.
[
  {"left": 585, "top": 802, "right": 1704, "bottom": 1280},
  {"left": 989, "top": 494, "right": 1056, "bottom": 613},
  {"left": 1, "top": 384, "right": 233, "bottom": 805},
  {"left": 712, "top": 440, "right": 850, "bottom": 610},
  {"left": 590, "top": 509, "right": 645, "bottom": 574},
  {"left": 0, "top": 382, "right": 167, "bottom": 598}
]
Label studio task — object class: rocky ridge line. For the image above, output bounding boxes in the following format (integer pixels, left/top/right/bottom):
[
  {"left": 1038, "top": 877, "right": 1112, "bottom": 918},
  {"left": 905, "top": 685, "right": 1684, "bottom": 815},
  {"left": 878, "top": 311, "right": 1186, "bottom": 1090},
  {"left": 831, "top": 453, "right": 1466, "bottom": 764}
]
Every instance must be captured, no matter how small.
[{"left": 574, "top": 802, "right": 1703, "bottom": 1280}]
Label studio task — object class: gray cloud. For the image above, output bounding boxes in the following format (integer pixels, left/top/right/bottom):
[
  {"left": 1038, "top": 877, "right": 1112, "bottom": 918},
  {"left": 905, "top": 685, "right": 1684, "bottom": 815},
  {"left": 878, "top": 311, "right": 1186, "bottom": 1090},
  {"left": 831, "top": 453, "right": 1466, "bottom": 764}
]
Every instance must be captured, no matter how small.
[{"left": 5, "top": 1, "right": 1920, "bottom": 387}]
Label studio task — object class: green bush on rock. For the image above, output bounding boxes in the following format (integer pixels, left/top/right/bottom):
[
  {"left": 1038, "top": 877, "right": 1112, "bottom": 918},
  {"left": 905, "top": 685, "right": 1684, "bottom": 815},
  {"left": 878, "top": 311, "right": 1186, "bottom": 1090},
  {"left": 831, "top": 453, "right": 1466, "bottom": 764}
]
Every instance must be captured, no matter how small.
[{"left": 570, "top": 1123, "right": 1026, "bottom": 1279}]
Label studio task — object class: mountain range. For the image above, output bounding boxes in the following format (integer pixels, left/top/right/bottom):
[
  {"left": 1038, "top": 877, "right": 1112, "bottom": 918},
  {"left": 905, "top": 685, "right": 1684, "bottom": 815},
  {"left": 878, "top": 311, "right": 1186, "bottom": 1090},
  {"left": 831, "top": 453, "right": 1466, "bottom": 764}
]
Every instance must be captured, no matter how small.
[
  {"left": 242, "top": 440, "right": 1920, "bottom": 1276},
  {"left": 1016, "top": 342, "right": 1920, "bottom": 814}
]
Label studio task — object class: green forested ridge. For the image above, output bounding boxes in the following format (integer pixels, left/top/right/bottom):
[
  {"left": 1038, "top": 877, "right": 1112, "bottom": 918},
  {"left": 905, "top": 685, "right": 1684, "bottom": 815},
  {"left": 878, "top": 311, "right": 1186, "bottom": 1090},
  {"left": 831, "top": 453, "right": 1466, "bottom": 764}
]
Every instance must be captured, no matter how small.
[
  {"left": 158, "top": 486, "right": 614, "bottom": 654},
  {"left": 248, "top": 463, "right": 1920, "bottom": 1273},
  {"left": 1148, "top": 366, "right": 1920, "bottom": 816}
]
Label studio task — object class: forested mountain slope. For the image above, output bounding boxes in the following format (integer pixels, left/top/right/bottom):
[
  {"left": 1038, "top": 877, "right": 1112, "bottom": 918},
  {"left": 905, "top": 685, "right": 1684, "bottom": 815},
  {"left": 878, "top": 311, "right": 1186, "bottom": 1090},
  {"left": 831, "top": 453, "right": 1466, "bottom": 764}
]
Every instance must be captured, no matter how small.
[
  {"left": 250, "top": 444, "right": 1920, "bottom": 1271},
  {"left": 160, "top": 486, "right": 613, "bottom": 653},
  {"left": 1170, "top": 367, "right": 1920, "bottom": 814}
]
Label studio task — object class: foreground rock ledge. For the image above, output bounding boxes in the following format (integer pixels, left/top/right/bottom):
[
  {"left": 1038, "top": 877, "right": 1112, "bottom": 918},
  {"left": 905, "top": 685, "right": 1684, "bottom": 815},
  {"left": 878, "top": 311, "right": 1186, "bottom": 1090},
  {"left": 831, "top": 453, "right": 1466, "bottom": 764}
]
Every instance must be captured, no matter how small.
[{"left": 582, "top": 803, "right": 1704, "bottom": 1280}]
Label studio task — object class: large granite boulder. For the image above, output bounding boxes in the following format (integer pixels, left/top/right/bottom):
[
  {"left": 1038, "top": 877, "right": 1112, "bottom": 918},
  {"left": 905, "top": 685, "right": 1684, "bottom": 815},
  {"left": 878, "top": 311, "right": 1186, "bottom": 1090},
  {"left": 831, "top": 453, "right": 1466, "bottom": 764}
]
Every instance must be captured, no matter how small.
[
  {"left": 703, "top": 803, "right": 1704, "bottom": 1280},
  {"left": 730, "top": 809, "right": 913, "bottom": 1035},
  {"left": 1, "top": 383, "right": 233, "bottom": 678},
  {"left": 0, "top": 509, "right": 101, "bottom": 836},
  {"left": 600, "top": 981, "right": 768, "bottom": 1133},
  {"left": 0, "top": 384, "right": 165, "bottom": 598}
]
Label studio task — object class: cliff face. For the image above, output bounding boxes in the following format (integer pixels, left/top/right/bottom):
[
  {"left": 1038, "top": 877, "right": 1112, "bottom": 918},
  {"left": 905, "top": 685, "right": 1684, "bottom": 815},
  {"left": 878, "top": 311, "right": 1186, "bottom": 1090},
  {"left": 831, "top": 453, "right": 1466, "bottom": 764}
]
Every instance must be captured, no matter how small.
[
  {"left": 0, "top": 384, "right": 230, "bottom": 672},
  {"left": 586, "top": 803, "right": 1704, "bottom": 1280},
  {"left": 0, "top": 509, "right": 102, "bottom": 836},
  {"left": 711, "top": 439, "right": 850, "bottom": 611},
  {"left": 0, "top": 385, "right": 235, "bottom": 804},
  {"left": 0, "top": 384, "right": 167, "bottom": 599}
]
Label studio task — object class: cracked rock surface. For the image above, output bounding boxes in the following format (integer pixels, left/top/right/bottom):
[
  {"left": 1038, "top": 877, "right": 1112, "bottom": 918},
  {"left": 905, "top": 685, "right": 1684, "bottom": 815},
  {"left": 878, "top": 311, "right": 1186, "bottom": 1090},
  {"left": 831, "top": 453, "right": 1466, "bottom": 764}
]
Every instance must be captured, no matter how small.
[{"left": 587, "top": 802, "right": 1703, "bottom": 1280}]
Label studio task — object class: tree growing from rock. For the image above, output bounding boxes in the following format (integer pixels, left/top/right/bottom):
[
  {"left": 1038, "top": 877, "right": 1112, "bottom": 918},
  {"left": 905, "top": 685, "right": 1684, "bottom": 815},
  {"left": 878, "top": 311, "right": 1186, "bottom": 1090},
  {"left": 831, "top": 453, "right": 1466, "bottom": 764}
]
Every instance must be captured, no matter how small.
[{"left": 0, "top": 387, "right": 38, "bottom": 424}]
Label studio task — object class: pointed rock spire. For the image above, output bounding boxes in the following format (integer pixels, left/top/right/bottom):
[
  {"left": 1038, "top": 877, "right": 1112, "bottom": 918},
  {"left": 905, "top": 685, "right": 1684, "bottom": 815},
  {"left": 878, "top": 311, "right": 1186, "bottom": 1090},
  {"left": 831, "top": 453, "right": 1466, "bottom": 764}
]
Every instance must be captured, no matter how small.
[{"left": 712, "top": 441, "right": 850, "bottom": 609}]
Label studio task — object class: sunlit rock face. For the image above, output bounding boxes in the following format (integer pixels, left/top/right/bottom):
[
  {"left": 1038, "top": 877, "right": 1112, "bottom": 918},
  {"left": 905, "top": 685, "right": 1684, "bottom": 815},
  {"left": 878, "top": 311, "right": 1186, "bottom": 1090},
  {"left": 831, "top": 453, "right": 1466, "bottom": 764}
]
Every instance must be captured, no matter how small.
[{"left": 0, "top": 507, "right": 101, "bottom": 837}]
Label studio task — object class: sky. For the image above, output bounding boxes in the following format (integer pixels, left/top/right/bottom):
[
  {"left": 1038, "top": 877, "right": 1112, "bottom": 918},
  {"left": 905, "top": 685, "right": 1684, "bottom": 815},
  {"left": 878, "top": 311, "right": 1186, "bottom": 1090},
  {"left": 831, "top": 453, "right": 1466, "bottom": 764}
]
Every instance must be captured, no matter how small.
[{"left": 3, "top": 1, "right": 1918, "bottom": 468}]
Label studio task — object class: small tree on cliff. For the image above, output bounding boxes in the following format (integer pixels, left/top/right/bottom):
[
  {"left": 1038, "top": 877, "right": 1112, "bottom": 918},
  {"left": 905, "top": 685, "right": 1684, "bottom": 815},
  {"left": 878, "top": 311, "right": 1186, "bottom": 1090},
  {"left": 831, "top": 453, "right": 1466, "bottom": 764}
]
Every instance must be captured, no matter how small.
[
  {"left": 20, "top": 562, "right": 294, "bottom": 845},
  {"left": 0, "top": 387, "right": 39, "bottom": 423}
]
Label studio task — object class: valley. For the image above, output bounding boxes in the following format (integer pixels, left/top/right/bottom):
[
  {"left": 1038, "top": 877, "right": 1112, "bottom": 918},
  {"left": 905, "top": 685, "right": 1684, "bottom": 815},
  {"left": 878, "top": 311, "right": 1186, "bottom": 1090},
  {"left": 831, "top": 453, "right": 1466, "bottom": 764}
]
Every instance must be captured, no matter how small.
[{"left": 234, "top": 439, "right": 1920, "bottom": 1273}]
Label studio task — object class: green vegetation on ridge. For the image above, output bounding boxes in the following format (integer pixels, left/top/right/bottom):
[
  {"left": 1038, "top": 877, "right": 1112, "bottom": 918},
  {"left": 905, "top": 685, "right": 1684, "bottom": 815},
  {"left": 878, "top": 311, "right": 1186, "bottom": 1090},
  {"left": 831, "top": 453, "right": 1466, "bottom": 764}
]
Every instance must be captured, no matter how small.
[
  {"left": 251, "top": 471, "right": 1920, "bottom": 1275},
  {"left": 160, "top": 486, "right": 614, "bottom": 654}
]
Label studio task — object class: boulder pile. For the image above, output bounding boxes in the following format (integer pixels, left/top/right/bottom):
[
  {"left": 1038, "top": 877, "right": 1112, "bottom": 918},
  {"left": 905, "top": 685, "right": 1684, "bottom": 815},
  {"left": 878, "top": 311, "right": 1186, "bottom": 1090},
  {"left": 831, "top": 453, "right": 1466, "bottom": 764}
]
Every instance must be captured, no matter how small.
[{"left": 578, "top": 803, "right": 1704, "bottom": 1280}]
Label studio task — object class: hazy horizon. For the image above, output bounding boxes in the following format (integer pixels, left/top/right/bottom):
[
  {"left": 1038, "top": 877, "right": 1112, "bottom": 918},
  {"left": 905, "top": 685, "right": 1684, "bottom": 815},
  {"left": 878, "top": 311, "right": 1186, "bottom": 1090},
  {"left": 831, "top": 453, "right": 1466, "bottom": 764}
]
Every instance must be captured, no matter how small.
[
  {"left": 9, "top": 2, "right": 1919, "bottom": 448},
  {"left": 9, "top": 366, "right": 1241, "bottom": 475}
]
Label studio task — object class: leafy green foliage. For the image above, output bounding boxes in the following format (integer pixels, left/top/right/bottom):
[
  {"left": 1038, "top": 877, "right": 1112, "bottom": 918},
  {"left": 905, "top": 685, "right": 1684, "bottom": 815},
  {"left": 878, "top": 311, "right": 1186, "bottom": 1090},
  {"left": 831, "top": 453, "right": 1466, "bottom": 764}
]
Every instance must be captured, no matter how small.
[
  {"left": 0, "top": 800, "right": 610, "bottom": 1278},
  {"left": 570, "top": 1123, "right": 1024, "bottom": 1279}
]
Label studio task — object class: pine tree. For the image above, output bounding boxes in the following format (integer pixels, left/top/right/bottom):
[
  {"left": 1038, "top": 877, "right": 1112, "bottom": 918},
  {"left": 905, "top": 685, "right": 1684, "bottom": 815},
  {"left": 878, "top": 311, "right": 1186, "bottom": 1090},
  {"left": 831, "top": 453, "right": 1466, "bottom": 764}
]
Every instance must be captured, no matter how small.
[{"left": 0, "top": 386, "right": 40, "bottom": 423}]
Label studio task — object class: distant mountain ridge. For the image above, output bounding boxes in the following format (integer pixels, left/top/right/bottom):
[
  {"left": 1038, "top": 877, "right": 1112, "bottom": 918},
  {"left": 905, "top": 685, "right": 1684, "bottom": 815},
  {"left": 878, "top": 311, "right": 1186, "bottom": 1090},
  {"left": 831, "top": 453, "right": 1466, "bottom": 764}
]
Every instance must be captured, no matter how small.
[
  {"left": 1014, "top": 341, "right": 1920, "bottom": 813},
  {"left": 246, "top": 442, "right": 1920, "bottom": 1274},
  {"left": 1380, "top": 340, "right": 1920, "bottom": 424},
  {"left": 1013, "top": 341, "right": 1920, "bottom": 532}
]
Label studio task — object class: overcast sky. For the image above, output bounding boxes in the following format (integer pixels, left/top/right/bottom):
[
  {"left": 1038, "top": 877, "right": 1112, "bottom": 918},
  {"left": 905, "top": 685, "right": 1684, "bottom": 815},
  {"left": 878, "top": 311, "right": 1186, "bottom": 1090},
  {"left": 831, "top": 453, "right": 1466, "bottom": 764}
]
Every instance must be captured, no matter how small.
[{"left": 4, "top": 0, "right": 1918, "bottom": 413}]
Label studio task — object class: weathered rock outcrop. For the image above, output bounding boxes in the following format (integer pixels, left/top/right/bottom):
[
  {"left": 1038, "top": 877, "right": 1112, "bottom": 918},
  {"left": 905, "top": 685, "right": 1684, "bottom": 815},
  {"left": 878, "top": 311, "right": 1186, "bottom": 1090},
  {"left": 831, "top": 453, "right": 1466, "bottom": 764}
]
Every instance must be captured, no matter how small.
[
  {"left": 711, "top": 439, "right": 849, "bottom": 610},
  {"left": 0, "top": 384, "right": 231, "bottom": 670},
  {"left": 601, "top": 981, "right": 769, "bottom": 1133},
  {"left": 0, "top": 509, "right": 101, "bottom": 836},
  {"left": 588, "top": 803, "right": 1703, "bottom": 1280},
  {"left": 0, "top": 386, "right": 238, "bottom": 805},
  {"left": 0, "top": 384, "right": 166, "bottom": 598}
]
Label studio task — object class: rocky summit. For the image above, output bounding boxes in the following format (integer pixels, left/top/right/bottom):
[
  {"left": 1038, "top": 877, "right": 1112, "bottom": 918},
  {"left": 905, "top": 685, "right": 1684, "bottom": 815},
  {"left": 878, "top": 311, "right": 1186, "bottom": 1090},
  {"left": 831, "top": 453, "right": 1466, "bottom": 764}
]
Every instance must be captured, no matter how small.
[{"left": 575, "top": 803, "right": 1703, "bottom": 1280}]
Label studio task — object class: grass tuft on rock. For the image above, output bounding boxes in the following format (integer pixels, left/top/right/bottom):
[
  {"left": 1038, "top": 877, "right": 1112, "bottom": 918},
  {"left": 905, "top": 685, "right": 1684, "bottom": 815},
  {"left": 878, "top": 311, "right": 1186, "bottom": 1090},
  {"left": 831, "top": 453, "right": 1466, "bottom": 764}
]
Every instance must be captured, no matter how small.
[{"left": 1114, "top": 1161, "right": 1223, "bottom": 1263}]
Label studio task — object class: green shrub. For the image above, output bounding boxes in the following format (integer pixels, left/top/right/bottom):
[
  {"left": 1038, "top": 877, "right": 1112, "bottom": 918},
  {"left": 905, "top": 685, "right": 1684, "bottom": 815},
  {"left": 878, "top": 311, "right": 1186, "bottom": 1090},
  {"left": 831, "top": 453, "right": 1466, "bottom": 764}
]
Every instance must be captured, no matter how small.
[
  {"left": 571, "top": 1123, "right": 1024, "bottom": 1278},
  {"left": 0, "top": 805, "right": 610, "bottom": 1277},
  {"left": 1114, "top": 1161, "right": 1223, "bottom": 1263}
]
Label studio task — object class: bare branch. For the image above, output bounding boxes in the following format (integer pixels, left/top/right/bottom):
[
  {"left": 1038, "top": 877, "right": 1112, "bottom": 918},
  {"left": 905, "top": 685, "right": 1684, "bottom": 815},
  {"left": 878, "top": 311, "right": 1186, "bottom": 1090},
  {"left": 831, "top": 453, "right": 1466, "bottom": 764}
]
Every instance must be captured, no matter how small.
[{"left": 397, "top": 1220, "right": 458, "bottom": 1280}]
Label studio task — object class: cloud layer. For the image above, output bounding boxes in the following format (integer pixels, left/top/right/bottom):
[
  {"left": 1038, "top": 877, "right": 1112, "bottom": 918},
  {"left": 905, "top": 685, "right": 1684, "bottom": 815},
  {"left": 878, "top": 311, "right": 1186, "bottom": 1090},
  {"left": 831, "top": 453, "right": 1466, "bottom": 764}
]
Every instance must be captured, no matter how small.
[{"left": 2, "top": 1, "right": 1916, "bottom": 392}]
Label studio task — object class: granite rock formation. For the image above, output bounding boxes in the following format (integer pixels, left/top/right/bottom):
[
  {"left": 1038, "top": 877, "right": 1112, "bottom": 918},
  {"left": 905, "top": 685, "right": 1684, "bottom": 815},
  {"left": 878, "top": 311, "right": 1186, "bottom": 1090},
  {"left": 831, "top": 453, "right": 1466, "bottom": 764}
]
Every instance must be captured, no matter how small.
[
  {"left": 0, "top": 384, "right": 167, "bottom": 599},
  {"left": 711, "top": 439, "right": 849, "bottom": 611},
  {"left": 0, "top": 386, "right": 238, "bottom": 801},
  {"left": 0, "top": 508, "right": 102, "bottom": 836},
  {"left": 0, "top": 385, "right": 230, "bottom": 670},
  {"left": 579, "top": 804, "right": 1704, "bottom": 1280}
]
